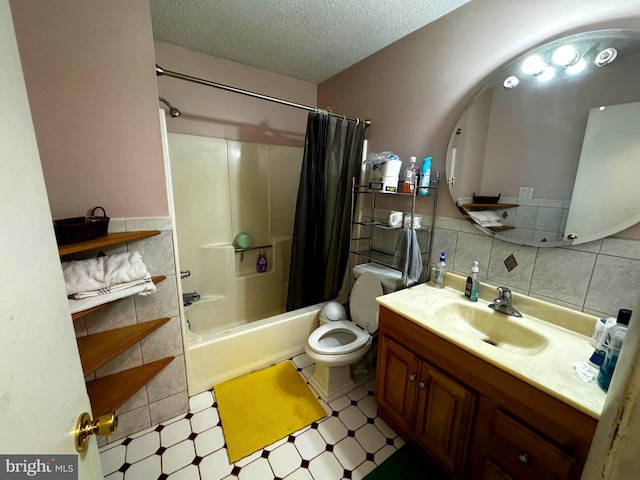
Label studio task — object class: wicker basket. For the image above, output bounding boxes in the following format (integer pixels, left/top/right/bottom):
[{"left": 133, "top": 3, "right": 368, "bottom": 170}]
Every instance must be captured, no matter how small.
[{"left": 53, "top": 206, "right": 110, "bottom": 245}]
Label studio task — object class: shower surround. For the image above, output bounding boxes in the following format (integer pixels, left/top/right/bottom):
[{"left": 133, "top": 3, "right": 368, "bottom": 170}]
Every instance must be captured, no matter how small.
[{"left": 168, "top": 133, "right": 303, "bottom": 335}]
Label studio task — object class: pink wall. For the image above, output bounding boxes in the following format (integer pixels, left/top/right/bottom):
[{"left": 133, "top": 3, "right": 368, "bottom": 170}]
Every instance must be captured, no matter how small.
[
  {"left": 154, "top": 41, "right": 316, "bottom": 147},
  {"left": 10, "top": 0, "right": 167, "bottom": 219},
  {"left": 318, "top": 0, "right": 640, "bottom": 221}
]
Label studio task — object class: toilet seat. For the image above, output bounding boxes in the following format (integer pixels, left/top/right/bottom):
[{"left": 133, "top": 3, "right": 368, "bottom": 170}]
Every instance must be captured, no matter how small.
[
  {"left": 307, "top": 320, "right": 371, "bottom": 355},
  {"left": 349, "top": 271, "right": 383, "bottom": 334}
]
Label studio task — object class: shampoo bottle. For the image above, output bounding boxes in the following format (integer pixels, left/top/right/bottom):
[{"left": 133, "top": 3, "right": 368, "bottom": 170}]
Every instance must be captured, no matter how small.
[
  {"left": 256, "top": 249, "right": 268, "bottom": 273},
  {"left": 465, "top": 261, "right": 480, "bottom": 302},
  {"left": 434, "top": 252, "right": 447, "bottom": 289},
  {"left": 402, "top": 157, "right": 417, "bottom": 193},
  {"left": 418, "top": 157, "right": 432, "bottom": 196},
  {"left": 597, "top": 309, "right": 632, "bottom": 392}
]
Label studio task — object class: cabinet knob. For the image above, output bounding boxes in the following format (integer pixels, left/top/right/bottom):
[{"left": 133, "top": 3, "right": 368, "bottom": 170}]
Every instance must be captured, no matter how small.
[
  {"left": 409, "top": 374, "right": 416, "bottom": 381},
  {"left": 518, "top": 453, "right": 529, "bottom": 464},
  {"left": 419, "top": 381, "right": 426, "bottom": 389}
]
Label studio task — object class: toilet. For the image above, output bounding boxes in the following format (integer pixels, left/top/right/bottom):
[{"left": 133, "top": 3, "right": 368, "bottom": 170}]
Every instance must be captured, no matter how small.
[{"left": 305, "top": 268, "right": 394, "bottom": 402}]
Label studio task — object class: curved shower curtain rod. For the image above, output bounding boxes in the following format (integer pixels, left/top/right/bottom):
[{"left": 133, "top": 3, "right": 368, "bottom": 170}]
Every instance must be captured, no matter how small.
[{"left": 155, "top": 65, "right": 371, "bottom": 128}]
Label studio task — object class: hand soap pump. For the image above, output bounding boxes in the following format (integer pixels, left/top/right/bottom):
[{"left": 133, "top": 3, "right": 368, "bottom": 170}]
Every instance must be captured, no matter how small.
[
  {"left": 434, "top": 252, "right": 447, "bottom": 289},
  {"left": 465, "top": 261, "right": 480, "bottom": 302}
]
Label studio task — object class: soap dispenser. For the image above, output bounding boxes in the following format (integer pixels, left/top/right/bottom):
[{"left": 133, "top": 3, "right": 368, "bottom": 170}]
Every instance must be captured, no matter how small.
[
  {"left": 434, "top": 252, "right": 447, "bottom": 289},
  {"left": 465, "top": 261, "right": 480, "bottom": 302}
]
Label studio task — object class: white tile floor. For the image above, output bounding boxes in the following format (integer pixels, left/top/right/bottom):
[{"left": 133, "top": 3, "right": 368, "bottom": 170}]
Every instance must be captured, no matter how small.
[{"left": 99, "top": 354, "right": 405, "bottom": 480}]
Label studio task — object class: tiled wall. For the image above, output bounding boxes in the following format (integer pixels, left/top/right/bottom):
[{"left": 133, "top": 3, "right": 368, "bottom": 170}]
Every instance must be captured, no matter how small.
[
  {"left": 370, "top": 210, "right": 640, "bottom": 319},
  {"left": 434, "top": 216, "right": 640, "bottom": 318},
  {"left": 72, "top": 217, "right": 187, "bottom": 445}
]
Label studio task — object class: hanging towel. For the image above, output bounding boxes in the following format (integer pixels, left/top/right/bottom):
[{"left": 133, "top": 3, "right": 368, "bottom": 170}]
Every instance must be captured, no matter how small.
[
  {"left": 392, "top": 228, "right": 422, "bottom": 284},
  {"left": 62, "top": 251, "right": 155, "bottom": 298},
  {"left": 68, "top": 282, "right": 156, "bottom": 314}
]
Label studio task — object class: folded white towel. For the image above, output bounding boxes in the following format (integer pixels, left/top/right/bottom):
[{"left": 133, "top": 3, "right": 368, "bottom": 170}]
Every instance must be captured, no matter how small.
[
  {"left": 68, "top": 281, "right": 156, "bottom": 314},
  {"left": 63, "top": 251, "right": 152, "bottom": 297},
  {"left": 70, "top": 277, "right": 155, "bottom": 299},
  {"left": 468, "top": 210, "right": 501, "bottom": 223}
]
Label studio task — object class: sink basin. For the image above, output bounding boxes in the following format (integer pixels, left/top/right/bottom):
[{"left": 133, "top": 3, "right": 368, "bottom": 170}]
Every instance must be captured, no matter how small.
[{"left": 433, "top": 302, "right": 549, "bottom": 356}]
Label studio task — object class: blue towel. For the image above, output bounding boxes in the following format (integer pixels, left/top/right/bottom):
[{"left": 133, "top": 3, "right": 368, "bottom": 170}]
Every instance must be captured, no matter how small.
[{"left": 392, "top": 228, "right": 422, "bottom": 284}]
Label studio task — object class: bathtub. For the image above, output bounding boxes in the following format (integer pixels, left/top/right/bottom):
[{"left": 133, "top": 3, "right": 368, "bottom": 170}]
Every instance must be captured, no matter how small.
[{"left": 183, "top": 302, "right": 323, "bottom": 395}]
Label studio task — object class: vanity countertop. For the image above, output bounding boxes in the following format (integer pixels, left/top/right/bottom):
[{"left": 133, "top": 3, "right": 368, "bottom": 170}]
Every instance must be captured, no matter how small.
[{"left": 376, "top": 274, "right": 607, "bottom": 419}]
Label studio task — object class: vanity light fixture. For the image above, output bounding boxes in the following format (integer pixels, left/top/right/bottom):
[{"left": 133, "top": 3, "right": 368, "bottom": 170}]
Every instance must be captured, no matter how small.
[
  {"left": 521, "top": 55, "right": 546, "bottom": 76},
  {"left": 595, "top": 47, "right": 618, "bottom": 66},
  {"left": 565, "top": 58, "right": 586, "bottom": 75},
  {"left": 552, "top": 45, "right": 581, "bottom": 66},
  {"left": 503, "top": 75, "right": 520, "bottom": 90},
  {"left": 536, "top": 65, "right": 555, "bottom": 82}
]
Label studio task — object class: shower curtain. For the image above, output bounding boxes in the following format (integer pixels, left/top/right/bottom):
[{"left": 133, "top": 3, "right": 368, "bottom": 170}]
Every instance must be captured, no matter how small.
[{"left": 286, "top": 112, "right": 367, "bottom": 311}]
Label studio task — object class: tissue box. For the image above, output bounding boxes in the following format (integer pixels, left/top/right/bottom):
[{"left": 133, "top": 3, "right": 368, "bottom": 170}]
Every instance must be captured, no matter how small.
[{"left": 403, "top": 214, "right": 422, "bottom": 229}]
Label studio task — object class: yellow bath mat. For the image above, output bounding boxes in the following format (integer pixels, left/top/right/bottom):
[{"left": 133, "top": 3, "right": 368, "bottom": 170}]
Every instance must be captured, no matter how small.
[{"left": 214, "top": 360, "right": 326, "bottom": 463}]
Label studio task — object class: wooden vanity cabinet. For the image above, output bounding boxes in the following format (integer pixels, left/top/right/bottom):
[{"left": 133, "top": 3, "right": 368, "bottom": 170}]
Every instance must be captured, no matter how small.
[
  {"left": 377, "top": 335, "right": 476, "bottom": 478},
  {"left": 375, "top": 306, "right": 597, "bottom": 480}
]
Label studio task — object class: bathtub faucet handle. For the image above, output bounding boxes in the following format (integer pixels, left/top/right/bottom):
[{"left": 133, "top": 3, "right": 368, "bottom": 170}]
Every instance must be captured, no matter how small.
[{"left": 180, "top": 270, "right": 191, "bottom": 279}]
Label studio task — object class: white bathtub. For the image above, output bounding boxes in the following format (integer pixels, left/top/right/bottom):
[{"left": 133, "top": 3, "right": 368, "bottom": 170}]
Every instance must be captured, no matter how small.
[{"left": 183, "top": 302, "right": 323, "bottom": 395}]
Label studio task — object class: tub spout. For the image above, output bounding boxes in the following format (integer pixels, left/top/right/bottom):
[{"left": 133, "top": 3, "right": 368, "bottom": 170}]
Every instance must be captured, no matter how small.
[{"left": 183, "top": 291, "right": 200, "bottom": 306}]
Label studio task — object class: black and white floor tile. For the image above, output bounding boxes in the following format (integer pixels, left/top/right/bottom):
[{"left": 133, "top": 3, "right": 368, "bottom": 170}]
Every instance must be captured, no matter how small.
[{"left": 99, "top": 354, "right": 404, "bottom": 480}]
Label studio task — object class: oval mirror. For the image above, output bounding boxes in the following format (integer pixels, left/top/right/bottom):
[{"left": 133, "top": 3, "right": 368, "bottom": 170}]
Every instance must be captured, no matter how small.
[{"left": 446, "top": 29, "right": 640, "bottom": 247}]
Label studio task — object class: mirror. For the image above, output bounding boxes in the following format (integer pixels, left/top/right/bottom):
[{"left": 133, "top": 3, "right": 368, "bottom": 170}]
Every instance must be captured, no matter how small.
[{"left": 446, "top": 29, "right": 640, "bottom": 246}]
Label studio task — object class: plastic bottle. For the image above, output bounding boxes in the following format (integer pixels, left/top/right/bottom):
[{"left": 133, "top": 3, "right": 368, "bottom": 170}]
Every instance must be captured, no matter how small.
[
  {"left": 465, "top": 261, "right": 480, "bottom": 302},
  {"left": 418, "top": 157, "right": 432, "bottom": 196},
  {"left": 588, "top": 317, "right": 617, "bottom": 367},
  {"left": 597, "top": 308, "right": 632, "bottom": 392},
  {"left": 402, "top": 157, "right": 417, "bottom": 193},
  {"left": 434, "top": 252, "right": 447, "bottom": 288},
  {"left": 256, "top": 249, "right": 268, "bottom": 273}
]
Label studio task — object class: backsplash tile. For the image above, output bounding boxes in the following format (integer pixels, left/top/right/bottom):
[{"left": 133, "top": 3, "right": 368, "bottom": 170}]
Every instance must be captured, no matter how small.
[
  {"left": 486, "top": 241, "right": 536, "bottom": 292},
  {"left": 585, "top": 255, "right": 640, "bottom": 316},
  {"left": 435, "top": 215, "right": 640, "bottom": 318},
  {"left": 530, "top": 248, "right": 596, "bottom": 306}
]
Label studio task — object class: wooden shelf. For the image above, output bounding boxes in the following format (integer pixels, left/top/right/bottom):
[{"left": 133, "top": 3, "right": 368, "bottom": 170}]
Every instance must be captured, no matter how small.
[
  {"left": 77, "top": 318, "right": 170, "bottom": 375},
  {"left": 86, "top": 357, "right": 174, "bottom": 418},
  {"left": 58, "top": 230, "right": 161, "bottom": 256},
  {"left": 487, "top": 225, "right": 515, "bottom": 232},
  {"left": 71, "top": 276, "right": 166, "bottom": 320},
  {"left": 461, "top": 203, "right": 519, "bottom": 209},
  {"left": 59, "top": 230, "right": 175, "bottom": 421}
]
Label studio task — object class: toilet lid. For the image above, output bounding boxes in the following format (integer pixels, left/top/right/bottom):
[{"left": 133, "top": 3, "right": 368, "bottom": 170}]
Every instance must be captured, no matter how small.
[{"left": 349, "top": 271, "right": 383, "bottom": 334}]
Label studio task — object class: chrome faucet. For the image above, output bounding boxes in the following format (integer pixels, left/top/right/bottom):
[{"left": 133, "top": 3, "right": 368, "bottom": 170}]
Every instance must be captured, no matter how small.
[
  {"left": 183, "top": 291, "right": 200, "bottom": 306},
  {"left": 489, "top": 287, "right": 522, "bottom": 317}
]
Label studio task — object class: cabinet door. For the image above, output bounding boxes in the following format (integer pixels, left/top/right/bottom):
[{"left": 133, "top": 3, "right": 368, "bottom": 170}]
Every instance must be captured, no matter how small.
[
  {"left": 415, "top": 362, "right": 476, "bottom": 477},
  {"left": 376, "top": 336, "right": 420, "bottom": 433}
]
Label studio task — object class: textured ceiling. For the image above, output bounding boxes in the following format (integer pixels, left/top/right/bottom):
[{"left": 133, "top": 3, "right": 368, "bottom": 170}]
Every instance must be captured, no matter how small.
[{"left": 150, "top": 0, "right": 471, "bottom": 83}]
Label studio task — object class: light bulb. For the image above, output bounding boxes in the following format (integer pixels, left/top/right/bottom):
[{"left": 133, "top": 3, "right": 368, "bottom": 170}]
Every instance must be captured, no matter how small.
[
  {"left": 595, "top": 48, "right": 618, "bottom": 67},
  {"left": 552, "top": 45, "right": 581, "bottom": 66},
  {"left": 536, "top": 66, "right": 555, "bottom": 82},
  {"left": 522, "top": 55, "right": 546, "bottom": 75},
  {"left": 566, "top": 58, "right": 586, "bottom": 75},
  {"left": 503, "top": 76, "right": 520, "bottom": 90}
]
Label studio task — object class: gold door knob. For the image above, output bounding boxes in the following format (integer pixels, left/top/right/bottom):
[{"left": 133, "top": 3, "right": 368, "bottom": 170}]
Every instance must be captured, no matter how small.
[{"left": 75, "top": 411, "right": 118, "bottom": 452}]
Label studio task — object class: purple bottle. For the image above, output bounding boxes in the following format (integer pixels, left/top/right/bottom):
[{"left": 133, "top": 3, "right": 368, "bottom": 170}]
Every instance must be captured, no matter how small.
[{"left": 256, "top": 249, "right": 268, "bottom": 273}]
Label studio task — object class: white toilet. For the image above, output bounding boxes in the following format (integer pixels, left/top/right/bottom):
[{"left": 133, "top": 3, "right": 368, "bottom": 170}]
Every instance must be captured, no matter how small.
[{"left": 305, "top": 270, "right": 388, "bottom": 402}]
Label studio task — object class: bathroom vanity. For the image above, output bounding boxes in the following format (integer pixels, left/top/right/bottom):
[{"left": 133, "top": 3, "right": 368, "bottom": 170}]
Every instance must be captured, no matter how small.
[{"left": 374, "top": 276, "right": 604, "bottom": 479}]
